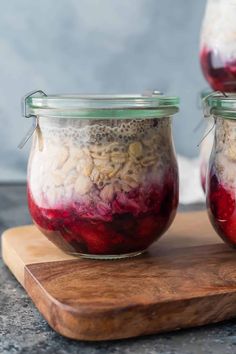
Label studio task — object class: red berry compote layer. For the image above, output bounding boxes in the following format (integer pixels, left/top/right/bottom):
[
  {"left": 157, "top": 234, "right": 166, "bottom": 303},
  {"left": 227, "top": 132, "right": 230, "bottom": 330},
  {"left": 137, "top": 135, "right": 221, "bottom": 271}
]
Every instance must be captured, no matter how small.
[{"left": 28, "top": 117, "right": 178, "bottom": 258}]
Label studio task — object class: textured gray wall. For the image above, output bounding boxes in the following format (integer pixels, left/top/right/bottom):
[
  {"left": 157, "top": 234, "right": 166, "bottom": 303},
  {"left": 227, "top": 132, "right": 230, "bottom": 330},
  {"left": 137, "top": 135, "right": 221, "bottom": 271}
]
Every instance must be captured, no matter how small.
[{"left": 0, "top": 0, "right": 206, "bottom": 181}]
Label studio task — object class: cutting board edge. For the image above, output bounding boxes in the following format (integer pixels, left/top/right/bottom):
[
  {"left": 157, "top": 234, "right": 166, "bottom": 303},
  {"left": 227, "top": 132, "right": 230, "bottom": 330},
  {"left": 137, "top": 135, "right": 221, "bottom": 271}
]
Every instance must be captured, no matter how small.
[
  {"left": 2, "top": 230, "right": 25, "bottom": 287},
  {"left": 24, "top": 264, "right": 236, "bottom": 341}
]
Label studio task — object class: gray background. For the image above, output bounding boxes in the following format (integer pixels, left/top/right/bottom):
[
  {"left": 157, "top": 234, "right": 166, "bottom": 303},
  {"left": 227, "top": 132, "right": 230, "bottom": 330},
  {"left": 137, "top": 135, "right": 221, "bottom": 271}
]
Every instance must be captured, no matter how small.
[{"left": 0, "top": 0, "right": 207, "bottom": 182}]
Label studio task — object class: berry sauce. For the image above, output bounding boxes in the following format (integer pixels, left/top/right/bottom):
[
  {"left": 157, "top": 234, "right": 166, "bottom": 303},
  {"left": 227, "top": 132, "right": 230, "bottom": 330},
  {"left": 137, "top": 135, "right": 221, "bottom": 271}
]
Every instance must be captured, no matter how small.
[
  {"left": 28, "top": 175, "right": 178, "bottom": 256},
  {"left": 207, "top": 169, "right": 236, "bottom": 246},
  {"left": 200, "top": 47, "right": 236, "bottom": 92}
]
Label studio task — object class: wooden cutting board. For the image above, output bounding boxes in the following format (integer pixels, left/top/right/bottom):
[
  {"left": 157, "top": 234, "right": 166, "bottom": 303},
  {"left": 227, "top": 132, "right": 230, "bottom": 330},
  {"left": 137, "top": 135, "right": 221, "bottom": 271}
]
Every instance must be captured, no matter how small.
[{"left": 3, "top": 210, "right": 236, "bottom": 341}]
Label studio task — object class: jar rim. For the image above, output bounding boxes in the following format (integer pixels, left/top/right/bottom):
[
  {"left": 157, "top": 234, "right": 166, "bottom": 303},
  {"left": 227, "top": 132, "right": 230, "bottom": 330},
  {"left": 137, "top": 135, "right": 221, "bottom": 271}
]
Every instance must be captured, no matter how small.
[
  {"left": 204, "top": 92, "right": 236, "bottom": 119},
  {"left": 24, "top": 91, "right": 179, "bottom": 119}
]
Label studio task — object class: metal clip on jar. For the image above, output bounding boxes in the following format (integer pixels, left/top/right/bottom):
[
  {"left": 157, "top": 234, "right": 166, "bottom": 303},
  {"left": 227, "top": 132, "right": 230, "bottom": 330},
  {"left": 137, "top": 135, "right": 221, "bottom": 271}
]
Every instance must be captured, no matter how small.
[
  {"left": 23, "top": 91, "right": 179, "bottom": 259},
  {"left": 205, "top": 92, "right": 236, "bottom": 246}
]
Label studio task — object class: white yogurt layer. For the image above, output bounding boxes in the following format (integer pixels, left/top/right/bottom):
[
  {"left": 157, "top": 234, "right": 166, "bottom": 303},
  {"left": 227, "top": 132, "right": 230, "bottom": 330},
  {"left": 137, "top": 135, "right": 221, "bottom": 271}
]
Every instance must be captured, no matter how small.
[
  {"left": 28, "top": 118, "right": 174, "bottom": 209},
  {"left": 214, "top": 118, "right": 236, "bottom": 187},
  {"left": 201, "top": 0, "right": 236, "bottom": 61},
  {"left": 200, "top": 119, "right": 215, "bottom": 168}
]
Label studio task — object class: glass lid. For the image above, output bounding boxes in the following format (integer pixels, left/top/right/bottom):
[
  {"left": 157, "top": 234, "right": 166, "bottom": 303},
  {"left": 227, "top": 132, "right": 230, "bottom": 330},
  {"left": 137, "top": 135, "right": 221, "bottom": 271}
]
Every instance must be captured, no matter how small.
[
  {"left": 204, "top": 92, "right": 236, "bottom": 119},
  {"left": 23, "top": 90, "right": 179, "bottom": 119}
]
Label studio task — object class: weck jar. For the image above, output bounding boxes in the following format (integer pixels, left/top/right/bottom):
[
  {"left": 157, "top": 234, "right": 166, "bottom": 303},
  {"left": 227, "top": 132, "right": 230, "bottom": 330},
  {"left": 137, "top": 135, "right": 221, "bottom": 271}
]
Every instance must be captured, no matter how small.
[
  {"left": 200, "top": 0, "right": 236, "bottom": 91},
  {"left": 23, "top": 91, "right": 179, "bottom": 259},
  {"left": 205, "top": 93, "right": 236, "bottom": 246}
]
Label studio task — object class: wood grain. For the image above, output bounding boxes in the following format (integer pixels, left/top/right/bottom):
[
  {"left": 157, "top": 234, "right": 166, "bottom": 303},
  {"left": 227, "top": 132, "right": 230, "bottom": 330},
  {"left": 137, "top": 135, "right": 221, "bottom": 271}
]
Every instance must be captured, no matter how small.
[
  {"left": 25, "top": 244, "right": 236, "bottom": 340},
  {"left": 4, "top": 210, "right": 236, "bottom": 341},
  {"left": 2, "top": 225, "right": 75, "bottom": 286}
]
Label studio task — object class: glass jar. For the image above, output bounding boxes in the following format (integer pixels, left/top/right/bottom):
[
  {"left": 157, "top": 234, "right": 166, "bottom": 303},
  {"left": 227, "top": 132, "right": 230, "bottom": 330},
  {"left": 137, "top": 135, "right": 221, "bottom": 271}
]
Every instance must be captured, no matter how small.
[
  {"left": 24, "top": 91, "right": 179, "bottom": 259},
  {"left": 200, "top": 0, "right": 236, "bottom": 91},
  {"left": 205, "top": 93, "right": 236, "bottom": 246}
]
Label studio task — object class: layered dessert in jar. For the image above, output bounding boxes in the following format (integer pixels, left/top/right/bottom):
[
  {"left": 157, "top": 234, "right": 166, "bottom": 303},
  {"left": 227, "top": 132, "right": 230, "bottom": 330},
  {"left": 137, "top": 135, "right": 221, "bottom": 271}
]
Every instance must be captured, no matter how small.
[
  {"left": 206, "top": 93, "right": 236, "bottom": 246},
  {"left": 200, "top": 0, "right": 236, "bottom": 91},
  {"left": 25, "top": 93, "right": 179, "bottom": 259}
]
